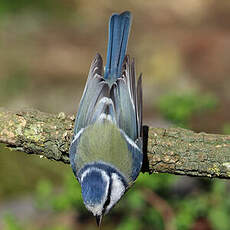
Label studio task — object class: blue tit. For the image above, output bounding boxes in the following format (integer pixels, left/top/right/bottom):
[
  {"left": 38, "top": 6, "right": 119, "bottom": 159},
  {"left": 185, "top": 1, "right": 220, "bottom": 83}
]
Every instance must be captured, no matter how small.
[{"left": 69, "top": 11, "right": 143, "bottom": 226}]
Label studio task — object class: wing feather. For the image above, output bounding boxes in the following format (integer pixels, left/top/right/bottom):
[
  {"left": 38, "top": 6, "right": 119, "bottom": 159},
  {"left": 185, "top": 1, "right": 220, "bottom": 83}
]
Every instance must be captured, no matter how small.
[
  {"left": 137, "top": 74, "right": 143, "bottom": 137},
  {"left": 117, "top": 78, "right": 137, "bottom": 140},
  {"left": 74, "top": 54, "right": 106, "bottom": 135},
  {"left": 110, "top": 56, "right": 142, "bottom": 141},
  {"left": 120, "top": 130, "right": 142, "bottom": 181}
]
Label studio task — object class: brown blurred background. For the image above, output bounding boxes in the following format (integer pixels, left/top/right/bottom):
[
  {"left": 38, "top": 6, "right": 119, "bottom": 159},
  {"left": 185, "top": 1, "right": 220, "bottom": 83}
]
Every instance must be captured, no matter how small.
[{"left": 1, "top": 0, "right": 230, "bottom": 132}]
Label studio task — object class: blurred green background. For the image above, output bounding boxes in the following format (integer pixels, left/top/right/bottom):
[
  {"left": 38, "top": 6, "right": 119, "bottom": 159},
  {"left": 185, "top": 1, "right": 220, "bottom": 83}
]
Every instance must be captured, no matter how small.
[{"left": 1, "top": 1, "right": 230, "bottom": 229}]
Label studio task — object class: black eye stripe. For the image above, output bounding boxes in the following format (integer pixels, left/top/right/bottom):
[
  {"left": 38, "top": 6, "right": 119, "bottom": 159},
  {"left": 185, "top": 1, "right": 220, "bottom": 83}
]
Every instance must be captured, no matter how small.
[{"left": 102, "top": 177, "right": 112, "bottom": 214}]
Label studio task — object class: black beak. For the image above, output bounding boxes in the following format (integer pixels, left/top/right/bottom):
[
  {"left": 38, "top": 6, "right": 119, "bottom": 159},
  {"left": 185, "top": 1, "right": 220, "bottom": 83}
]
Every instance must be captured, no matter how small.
[{"left": 96, "top": 215, "right": 102, "bottom": 227}]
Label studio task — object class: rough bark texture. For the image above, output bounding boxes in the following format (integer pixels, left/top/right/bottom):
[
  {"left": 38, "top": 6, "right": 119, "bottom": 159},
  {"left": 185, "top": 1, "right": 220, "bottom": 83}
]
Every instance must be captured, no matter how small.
[{"left": 0, "top": 108, "right": 230, "bottom": 179}]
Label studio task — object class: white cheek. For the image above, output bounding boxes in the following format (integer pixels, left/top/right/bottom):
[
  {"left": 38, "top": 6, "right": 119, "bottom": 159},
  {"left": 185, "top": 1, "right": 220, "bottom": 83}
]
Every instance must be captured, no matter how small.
[{"left": 105, "top": 173, "right": 125, "bottom": 213}]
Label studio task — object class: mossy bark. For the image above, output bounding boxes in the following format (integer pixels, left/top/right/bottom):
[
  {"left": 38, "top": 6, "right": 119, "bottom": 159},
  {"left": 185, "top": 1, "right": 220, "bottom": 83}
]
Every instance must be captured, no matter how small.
[
  {"left": 0, "top": 108, "right": 73, "bottom": 163},
  {"left": 147, "top": 127, "right": 230, "bottom": 178},
  {"left": 0, "top": 108, "right": 230, "bottom": 179}
]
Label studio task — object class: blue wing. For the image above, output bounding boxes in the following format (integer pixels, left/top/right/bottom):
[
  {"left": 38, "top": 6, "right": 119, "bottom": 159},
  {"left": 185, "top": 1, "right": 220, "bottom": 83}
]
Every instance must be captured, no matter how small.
[
  {"left": 73, "top": 55, "right": 142, "bottom": 143},
  {"left": 73, "top": 54, "right": 109, "bottom": 136},
  {"left": 110, "top": 56, "right": 142, "bottom": 141}
]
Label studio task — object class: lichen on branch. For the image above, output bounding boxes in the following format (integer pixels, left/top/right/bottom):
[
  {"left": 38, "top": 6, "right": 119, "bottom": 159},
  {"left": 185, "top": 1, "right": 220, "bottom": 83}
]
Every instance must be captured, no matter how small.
[{"left": 0, "top": 108, "right": 230, "bottom": 179}]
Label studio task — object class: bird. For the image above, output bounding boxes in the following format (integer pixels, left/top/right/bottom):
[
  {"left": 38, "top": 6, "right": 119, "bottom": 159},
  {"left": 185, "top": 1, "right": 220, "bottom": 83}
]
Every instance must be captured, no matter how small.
[{"left": 69, "top": 11, "right": 143, "bottom": 227}]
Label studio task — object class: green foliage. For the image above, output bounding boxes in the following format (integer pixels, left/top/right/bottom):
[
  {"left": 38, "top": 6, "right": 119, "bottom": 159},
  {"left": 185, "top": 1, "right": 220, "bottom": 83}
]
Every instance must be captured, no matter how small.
[
  {"left": 0, "top": 0, "right": 77, "bottom": 18},
  {"left": 208, "top": 180, "right": 230, "bottom": 230},
  {"left": 3, "top": 213, "right": 71, "bottom": 230},
  {"left": 143, "top": 208, "right": 164, "bottom": 230},
  {"left": 116, "top": 216, "right": 141, "bottom": 230},
  {"left": 209, "top": 207, "right": 229, "bottom": 230},
  {"left": 126, "top": 190, "right": 144, "bottom": 210},
  {"left": 36, "top": 173, "right": 85, "bottom": 213},
  {"left": 156, "top": 91, "right": 218, "bottom": 127},
  {"left": 137, "top": 172, "right": 175, "bottom": 191},
  {"left": 174, "top": 197, "right": 204, "bottom": 230},
  {"left": 5, "top": 168, "right": 229, "bottom": 230},
  {"left": 42, "top": 226, "right": 71, "bottom": 230},
  {"left": 35, "top": 172, "right": 175, "bottom": 230},
  {"left": 35, "top": 179, "right": 53, "bottom": 209},
  {"left": 172, "top": 180, "right": 230, "bottom": 230},
  {"left": 3, "top": 214, "right": 23, "bottom": 230},
  {"left": 113, "top": 174, "right": 172, "bottom": 230}
]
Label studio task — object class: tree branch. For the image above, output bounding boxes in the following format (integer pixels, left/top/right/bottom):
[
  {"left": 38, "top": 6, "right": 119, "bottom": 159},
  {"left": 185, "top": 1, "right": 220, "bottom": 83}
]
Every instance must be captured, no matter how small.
[{"left": 0, "top": 108, "right": 230, "bottom": 179}]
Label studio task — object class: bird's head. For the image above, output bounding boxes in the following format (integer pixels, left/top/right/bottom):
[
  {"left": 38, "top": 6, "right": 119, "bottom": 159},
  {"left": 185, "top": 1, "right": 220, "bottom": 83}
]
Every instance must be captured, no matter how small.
[{"left": 80, "top": 167, "right": 126, "bottom": 226}]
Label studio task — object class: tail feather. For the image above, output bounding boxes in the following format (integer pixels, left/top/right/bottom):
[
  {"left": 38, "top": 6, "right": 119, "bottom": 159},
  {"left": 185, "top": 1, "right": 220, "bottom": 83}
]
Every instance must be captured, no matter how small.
[{"left": 104, "top": 11, "right": 131, "bottom": 80}]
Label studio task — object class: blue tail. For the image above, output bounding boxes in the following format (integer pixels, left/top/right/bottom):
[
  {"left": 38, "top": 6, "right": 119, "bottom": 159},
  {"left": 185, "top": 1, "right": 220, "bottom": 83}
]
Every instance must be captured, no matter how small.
[{"left": 104, "top": 11, "right": 131, "bottom": 80}]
